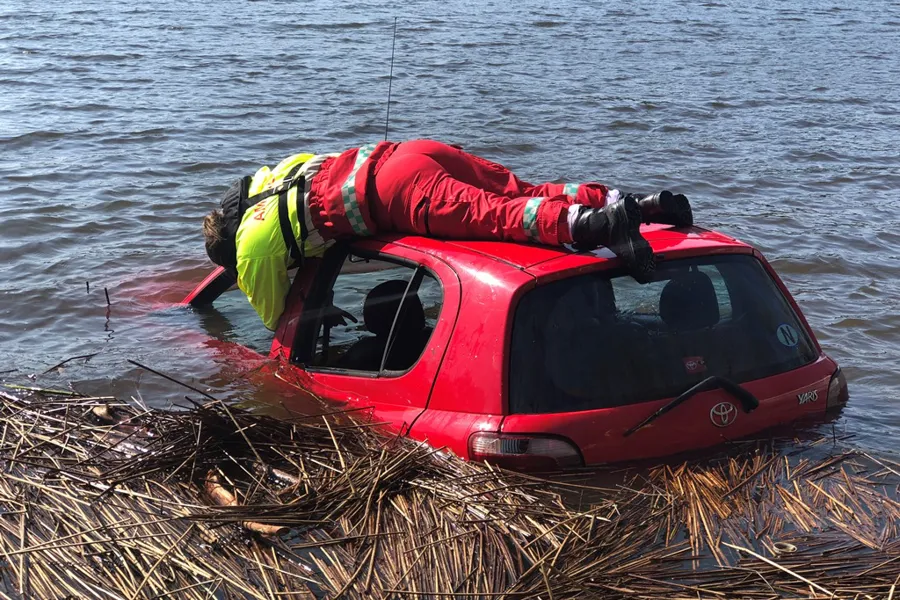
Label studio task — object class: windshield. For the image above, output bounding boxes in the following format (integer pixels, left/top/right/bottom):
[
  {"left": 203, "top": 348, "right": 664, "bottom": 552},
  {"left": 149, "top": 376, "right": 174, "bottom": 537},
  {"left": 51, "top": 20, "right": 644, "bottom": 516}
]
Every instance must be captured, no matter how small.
[{"left": 509, "top": 255, "right": 818, "bottom": 414}]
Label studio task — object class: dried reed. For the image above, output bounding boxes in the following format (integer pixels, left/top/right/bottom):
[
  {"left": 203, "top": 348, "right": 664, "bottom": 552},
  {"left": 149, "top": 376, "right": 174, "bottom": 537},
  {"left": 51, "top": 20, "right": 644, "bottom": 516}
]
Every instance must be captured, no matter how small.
[{"left": 0, "top": 385, "right": 896, "bottom": 599}]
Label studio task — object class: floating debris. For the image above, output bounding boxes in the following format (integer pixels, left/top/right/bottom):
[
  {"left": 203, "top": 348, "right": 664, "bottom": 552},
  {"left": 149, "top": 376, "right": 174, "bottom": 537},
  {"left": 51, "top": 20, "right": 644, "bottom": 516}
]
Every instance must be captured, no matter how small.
[{"left": 0, "top": 386, "right": 896, "bottom": 599}]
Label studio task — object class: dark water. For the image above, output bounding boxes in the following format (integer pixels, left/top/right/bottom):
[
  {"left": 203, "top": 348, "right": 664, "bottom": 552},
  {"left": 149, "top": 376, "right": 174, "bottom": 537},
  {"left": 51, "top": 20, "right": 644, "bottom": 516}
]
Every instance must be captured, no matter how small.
[{"left": 1, "top": 1, "right": 898, "bottom": 453}]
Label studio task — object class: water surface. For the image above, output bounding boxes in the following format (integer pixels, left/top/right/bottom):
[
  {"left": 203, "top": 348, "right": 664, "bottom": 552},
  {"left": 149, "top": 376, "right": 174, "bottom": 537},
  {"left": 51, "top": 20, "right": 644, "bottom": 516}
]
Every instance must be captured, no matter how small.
[{"left": 1, "top": 0, "right": 898, "bottom": 453}]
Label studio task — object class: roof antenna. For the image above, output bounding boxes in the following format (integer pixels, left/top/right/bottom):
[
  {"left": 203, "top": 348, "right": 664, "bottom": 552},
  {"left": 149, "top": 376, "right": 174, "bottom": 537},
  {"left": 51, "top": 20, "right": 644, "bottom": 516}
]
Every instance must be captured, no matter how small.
[{"left": 384, "top": 17, "right": 398, "bottom": 141}]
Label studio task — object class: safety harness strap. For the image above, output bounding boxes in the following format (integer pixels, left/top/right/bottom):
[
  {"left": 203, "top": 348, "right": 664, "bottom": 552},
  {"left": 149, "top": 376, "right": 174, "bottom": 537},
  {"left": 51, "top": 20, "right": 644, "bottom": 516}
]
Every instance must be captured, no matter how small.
[
  {"left": 248, "top": 164, "right": 308, "bottom": 265},
  {"left": 277, "top": 182, "right": 308, "bottom": 267}
]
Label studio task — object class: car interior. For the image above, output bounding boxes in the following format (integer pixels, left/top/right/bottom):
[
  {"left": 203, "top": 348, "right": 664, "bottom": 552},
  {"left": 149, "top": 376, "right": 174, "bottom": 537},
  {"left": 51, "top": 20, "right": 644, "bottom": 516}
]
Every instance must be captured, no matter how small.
[
  {"left": 336, "top": 280, "right": 433, "bottom": 371},
  {"left": 300, "top": 248, "right": 442, "bottom": 374}
]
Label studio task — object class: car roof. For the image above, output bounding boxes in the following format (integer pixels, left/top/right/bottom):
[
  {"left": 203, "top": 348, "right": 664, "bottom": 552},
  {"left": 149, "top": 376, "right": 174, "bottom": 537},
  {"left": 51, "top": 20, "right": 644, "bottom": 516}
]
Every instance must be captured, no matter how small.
[{"left": 382, "top": 225, "right": 753, "bottom": 274}]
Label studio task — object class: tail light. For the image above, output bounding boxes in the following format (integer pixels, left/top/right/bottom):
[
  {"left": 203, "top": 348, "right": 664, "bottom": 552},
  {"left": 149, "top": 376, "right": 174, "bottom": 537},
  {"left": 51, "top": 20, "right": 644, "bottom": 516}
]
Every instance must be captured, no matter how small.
[
  {"left": 826, "top": 368, "right": 849, "bottom": 410},
  {"left": 468, "top": 432, "right": 583, "bottom": 471}
]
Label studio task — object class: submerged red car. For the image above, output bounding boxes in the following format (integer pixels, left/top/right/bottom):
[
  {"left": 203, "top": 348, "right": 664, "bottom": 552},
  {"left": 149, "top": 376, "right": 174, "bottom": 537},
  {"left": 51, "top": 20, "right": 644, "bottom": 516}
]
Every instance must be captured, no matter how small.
[{"left": 184, "top": 223, "right": 848, "bottom": 470}]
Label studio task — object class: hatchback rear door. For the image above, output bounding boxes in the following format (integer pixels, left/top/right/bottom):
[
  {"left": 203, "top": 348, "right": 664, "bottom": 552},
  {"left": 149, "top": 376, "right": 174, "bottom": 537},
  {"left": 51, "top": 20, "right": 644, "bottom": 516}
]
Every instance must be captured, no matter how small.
[{"left": 500, "top": 253, "right": 836, "bottom": 464}]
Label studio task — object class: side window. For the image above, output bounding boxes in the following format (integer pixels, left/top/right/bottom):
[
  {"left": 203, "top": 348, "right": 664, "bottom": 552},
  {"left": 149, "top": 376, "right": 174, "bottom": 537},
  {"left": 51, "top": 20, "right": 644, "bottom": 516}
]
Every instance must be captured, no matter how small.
[{"left": 309, "top": 254, "right": 443, "bottom": 374}]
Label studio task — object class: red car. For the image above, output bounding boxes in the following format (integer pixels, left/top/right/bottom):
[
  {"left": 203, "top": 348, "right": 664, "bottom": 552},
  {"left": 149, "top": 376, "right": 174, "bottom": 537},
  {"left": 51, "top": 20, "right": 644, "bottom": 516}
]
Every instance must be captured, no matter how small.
[{"left": 184, "top": 223, "right": 849, "bottom": 471}]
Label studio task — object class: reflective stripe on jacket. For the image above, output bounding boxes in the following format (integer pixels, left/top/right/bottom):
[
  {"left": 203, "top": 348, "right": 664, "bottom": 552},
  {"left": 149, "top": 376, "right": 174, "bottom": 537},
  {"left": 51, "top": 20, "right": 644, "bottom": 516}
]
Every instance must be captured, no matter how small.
[{"left": 307, "top": 141, "right": 396, "bottom": 240}]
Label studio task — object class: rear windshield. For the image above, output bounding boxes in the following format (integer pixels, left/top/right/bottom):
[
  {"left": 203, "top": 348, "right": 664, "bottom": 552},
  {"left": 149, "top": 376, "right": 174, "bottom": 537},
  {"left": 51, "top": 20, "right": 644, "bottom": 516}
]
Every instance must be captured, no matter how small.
[{"left": 509, "top": 255, "right": 818, "bottom": 414}]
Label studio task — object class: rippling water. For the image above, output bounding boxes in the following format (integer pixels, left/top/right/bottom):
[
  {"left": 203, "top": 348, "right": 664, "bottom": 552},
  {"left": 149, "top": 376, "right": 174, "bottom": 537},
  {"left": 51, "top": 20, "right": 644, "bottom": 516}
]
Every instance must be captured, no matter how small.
[{"left": 1, "top": 1, "right": 898, "bottom": 453}]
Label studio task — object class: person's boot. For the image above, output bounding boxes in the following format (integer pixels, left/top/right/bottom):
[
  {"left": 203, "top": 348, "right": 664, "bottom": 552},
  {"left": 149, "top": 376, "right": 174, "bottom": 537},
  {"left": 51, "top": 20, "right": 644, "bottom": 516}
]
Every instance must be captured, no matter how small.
[
  {"left": 571, "top": 196, "right": 655, "bottom": 278},
  {"left": 634, "top": 190, "right": 693, "bottom": 228}
]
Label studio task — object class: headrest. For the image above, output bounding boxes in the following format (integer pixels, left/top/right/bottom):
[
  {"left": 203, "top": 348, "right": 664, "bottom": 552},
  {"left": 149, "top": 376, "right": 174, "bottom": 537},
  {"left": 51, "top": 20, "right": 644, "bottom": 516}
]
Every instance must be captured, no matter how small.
[
  {"left": 363, "top": 280, "right": 425, "bottom": 338},
  {"left": 659, "top": 270, "right": 720, "bottom": 330}
]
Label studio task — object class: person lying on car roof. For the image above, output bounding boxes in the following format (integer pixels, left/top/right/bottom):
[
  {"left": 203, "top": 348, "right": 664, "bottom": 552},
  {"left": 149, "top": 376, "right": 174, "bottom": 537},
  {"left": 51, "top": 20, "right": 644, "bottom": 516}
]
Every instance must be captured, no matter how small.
[{"left": 202, "top": 139, "right": 693, "bottom": 330}]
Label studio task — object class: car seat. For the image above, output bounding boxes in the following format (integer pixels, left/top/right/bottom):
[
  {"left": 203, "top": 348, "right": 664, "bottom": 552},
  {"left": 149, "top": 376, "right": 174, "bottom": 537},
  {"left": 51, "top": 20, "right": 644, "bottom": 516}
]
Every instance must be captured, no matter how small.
[
  {"left": 541, "top": 279, "right": 621, "bottom": 409},
  {"left": 337, "top": 280, "right": 431, "bottom": 371},
  {"left": 657, "top": 269, "right": 723, "bottom": 379},
  {"left": 659, "top": 269, "right": 720, "bottom": 331}
]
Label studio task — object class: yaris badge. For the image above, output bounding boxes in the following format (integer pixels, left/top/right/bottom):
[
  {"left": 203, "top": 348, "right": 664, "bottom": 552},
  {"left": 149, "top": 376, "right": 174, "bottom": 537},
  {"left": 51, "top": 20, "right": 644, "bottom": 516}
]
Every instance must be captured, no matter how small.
[
  {"left": 797, "top": 390, "right": 818, "bottom": 405},
  {"left": 710, "top": 402, "right": 738, "bottom": 427}
]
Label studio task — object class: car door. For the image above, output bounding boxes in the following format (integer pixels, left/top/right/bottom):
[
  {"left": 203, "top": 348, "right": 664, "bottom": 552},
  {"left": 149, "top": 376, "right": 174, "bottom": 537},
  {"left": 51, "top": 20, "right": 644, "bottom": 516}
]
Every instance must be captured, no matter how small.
[
  {"left": 500, "top": 252, "right": 832, "bottom": 465},
  {"left": 276, "top": 239, "right": 460, "bottom": 433}
]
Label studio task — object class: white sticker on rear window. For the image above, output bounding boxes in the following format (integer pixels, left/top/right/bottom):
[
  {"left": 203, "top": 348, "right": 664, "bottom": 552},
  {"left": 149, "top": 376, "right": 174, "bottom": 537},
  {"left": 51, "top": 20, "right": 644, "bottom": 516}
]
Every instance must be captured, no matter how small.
[{"left": 776, "top": 323, "right": 800, "bottom": 347}]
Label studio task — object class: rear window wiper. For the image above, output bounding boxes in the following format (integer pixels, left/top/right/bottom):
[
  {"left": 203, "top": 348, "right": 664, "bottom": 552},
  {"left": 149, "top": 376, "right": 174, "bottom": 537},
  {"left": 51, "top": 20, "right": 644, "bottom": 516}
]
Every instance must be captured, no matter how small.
[{"left": 623, "top": 376, "right": 759, "bottom": 437}]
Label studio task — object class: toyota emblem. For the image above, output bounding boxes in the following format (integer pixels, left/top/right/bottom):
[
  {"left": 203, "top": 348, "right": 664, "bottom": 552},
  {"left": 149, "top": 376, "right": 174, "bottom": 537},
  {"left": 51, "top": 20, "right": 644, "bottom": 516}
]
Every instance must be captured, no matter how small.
[{"left": 709, "top": 402, "right": 738, "bottom": 427}]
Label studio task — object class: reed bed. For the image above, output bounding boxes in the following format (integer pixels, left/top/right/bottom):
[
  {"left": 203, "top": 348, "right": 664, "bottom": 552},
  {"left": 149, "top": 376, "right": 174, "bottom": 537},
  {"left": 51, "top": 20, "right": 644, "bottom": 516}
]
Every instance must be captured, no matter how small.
[{"left": 0, "top": 384, "right": 897, "bottom": 599}]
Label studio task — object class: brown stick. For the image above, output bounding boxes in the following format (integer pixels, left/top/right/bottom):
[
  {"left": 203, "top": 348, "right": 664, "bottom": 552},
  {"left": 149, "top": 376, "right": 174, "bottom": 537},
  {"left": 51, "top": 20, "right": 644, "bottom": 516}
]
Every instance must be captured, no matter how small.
[{"left": 204, "top": 471, "right": 288, "bottom": 537}]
